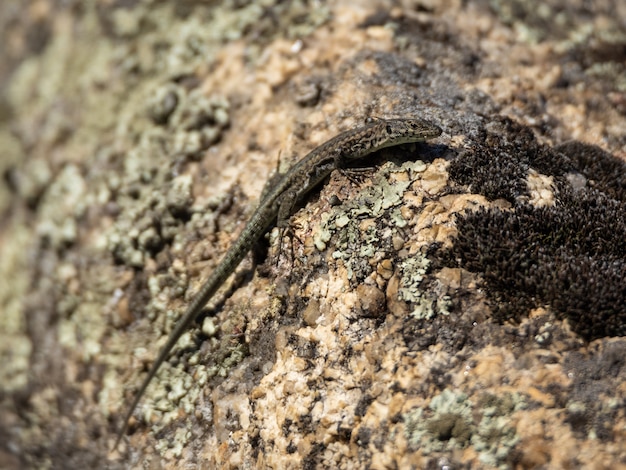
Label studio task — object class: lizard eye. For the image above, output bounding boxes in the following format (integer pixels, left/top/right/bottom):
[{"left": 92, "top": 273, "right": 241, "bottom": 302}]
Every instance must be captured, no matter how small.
[{"left": 386, "top": 124, "right": 393, "bottom": 134}]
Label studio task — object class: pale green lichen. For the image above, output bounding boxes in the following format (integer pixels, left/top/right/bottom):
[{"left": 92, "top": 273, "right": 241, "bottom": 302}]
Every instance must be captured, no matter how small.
[
  {"left": 316, "top": 160, "right": 428, "bottom": 280},
  {"left": 472, "top": 393, "right": 526, "bottom": 468},
  {"left": 404, "top": 390, "right": 473, "bottom": 452},
  {"left": 398, "top": 256, "right": 430, "bottom": 298},
  {"left": 313, "top": 159, "right": 455, "bottom": 318},
  {"left": 36, "top": 164, "right": 86, "bottom": 249},
  {"left": 473, "top": 414, "right": 520, "bottom": 468},
  {"left": 399, "top": 254, "right": 453, "bottom": 319},
  {"left": 210, "top": 344, "right": 248, "bottom": 378},
  {"left": 389, "top": 206, "right": 408, "bottom": 228},
  {"left": 0, "top": 225, "right": 31, "bottom": 395},
  {"left": 106, "top": 83, "right": 230, "bottom": 267},
  {"left": 404, "top": 390, "right": 525, "bottom": 468}
]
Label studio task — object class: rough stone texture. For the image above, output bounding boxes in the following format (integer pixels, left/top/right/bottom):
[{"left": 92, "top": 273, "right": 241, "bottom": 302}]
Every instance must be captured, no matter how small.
[{"left": 0, "top": 0, "right": 624, "bottom": 469}]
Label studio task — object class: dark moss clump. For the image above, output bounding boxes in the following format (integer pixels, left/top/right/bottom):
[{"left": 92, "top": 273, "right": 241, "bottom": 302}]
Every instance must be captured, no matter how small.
[
  {"left": 447, "top": 118, "right": 573, "bottom": 203},
  {"left": 555, "top": 141, "right": 626, "bottom": 203},
  {"left": 442, "top": 118, "right": 626, "bottom": 340}
]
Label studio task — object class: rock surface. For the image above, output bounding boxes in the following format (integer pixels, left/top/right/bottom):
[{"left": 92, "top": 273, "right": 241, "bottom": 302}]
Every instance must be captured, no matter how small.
[{"left": 0, "top": 1, "right": 624, "bottom": 468}]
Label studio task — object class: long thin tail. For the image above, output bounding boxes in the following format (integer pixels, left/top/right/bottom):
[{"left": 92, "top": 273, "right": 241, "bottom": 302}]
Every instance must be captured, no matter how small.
[{"left": 112, "top": 233, "right": 255, "bottom": 450}]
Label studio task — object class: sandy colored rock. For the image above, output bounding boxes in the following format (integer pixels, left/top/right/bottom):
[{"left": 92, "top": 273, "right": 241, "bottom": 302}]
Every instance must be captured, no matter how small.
[{"left": 0, "top": 1, "right": 625, "bottom": 469}]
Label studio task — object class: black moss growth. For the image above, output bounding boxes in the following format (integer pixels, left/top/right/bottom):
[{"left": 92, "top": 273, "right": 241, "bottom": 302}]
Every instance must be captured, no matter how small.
[
  {"left": 448, "top": 118, "right": 573, "bottom": 203},
  {"left": 442, "top": 117, "right": 626, "bottom": 340},
  {"left": 555, "top": 141, "right": 626, "bottom": 203}
]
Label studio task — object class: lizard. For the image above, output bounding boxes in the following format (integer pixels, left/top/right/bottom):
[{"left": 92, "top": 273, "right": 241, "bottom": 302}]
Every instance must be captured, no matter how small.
[{"left": 114, "top": 117, "right": 442, "bottom": 448}]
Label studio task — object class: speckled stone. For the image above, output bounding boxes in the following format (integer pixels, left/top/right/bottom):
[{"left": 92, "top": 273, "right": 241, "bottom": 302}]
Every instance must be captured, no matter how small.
[{"left": 0, "top": 0, "right": 624, "bottom": 469}]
